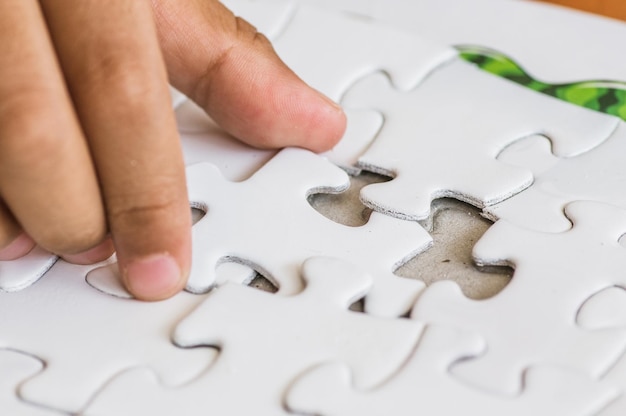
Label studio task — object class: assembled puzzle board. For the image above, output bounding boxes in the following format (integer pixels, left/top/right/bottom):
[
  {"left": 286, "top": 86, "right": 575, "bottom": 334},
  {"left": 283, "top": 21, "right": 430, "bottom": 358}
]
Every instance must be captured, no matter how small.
[{"left": 3, "top": 0, "right": 626, "bottom": 414}]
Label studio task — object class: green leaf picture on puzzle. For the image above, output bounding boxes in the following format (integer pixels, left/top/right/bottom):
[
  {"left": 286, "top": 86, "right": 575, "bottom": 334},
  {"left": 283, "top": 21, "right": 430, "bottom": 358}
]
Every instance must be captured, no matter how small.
[{"left": 459, "top": 45, "right": 626, "bottom": 121}]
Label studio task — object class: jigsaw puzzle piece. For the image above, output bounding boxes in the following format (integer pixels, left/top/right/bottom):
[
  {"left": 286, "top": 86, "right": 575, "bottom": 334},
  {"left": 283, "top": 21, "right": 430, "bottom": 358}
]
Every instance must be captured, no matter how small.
[
  {"left": 185, "top": 148, "right": 431, "bottom": 317},
  {"left": 489, "top": 121, "right": 626, "bottom": 232},
  {"left": 578, "top": 286, "right": 626, "bottom": 330},
  {"left": 0, "top": 247, "right": 57, "bottom": 292},
  {"left": 177, "top": 95, "right": 381, "bottom": 175},
  {"left": 0, "top": 350, "right": 65, "bottom": 415},
  {"left": 0, "top": 259, "right": 215, "bottom": 414},
  {"left": 576, "top": 286, "right": 626, "bottom": 415},
  {"left": 414, "top": 201, "right": 626, "bottom": 395},
  {"left": 346, "top": 58, "right": 618, "bottom": 221},
  {"left": 220, "top": 0, "right": 295, "bottom": 41},
  {"left": 286, "top": 325, "right": 614, "bottom": 416},
  {"left": 84, "top": 257, "right": 424, "bottom": 415},
  {"left": 272, "top": 4, "right": 456, "bottom": 102},
  {"left": 301, "top": 0, "right": 626, "bottom": 83}
]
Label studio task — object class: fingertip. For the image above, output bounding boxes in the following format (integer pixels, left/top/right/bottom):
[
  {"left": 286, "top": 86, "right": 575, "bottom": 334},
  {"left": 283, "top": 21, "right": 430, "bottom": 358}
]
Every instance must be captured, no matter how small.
[
  {"left": 62, "top": 238, "right": 115, "bottom": 265},
  {"left": 0, "top": 232, "right": 36, "bottom": 261},
  {"left": 122, "top": 253, "right": 187, "bottom": 301}
]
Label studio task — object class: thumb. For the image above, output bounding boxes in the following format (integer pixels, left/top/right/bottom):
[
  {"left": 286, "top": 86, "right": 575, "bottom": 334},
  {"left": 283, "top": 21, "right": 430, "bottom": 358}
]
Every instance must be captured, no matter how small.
[{"left": 151, "top": 0, "right": 347, "bottom": 152}]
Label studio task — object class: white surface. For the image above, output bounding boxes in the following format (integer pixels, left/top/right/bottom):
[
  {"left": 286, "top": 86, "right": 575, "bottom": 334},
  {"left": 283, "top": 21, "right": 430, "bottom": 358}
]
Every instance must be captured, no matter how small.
[
  {"left": 488, "top": 121, "right": 626, "bottom": 232},
  {"left": 0, "top": 350, "right": 63, "bottom": 416},
  {"left": 185, "top": 148, "right": 431, "bottom": 317},
  {"left": 298, "top": 0, "right": 626, "bottom": 83},
  {"left": 0, "top": 260, "right": 215, "bottom": 413},
  {"left": 346, "top": 58, "right": 617, "bottom": 221},
  {"left": 0, "top": 247, "right": 57, "bottom": 293},
  {"left": 413, "top": 201, "right": 626, "bottom": 395},
  {"left": 273, "top": 4, "right": 456, "bottom": 101},
  {"left": 83, "top": 257, "right": 423, "bottom": 416},
  {"left": 286, "top": 325, "right": 615, "bottom": 416},
  {"left": 578, "top": 286, "right": 626, "bottom": 330}
]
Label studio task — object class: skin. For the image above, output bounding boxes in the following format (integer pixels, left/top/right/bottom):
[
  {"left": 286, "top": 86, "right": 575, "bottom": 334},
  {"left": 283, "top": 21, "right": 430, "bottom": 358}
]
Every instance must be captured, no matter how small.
[
  {"left": 0, "top": 0, "right": 346, "bottom": 300},
  {"left": 0, "top": 0, "right": 619, "bottom": 301}
]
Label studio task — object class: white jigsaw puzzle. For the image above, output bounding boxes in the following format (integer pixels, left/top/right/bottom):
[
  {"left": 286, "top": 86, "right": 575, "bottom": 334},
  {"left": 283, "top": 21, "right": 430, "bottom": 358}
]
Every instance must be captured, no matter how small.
[
  {"left": 344, "top": 58, "right": 618, "bottom": 221},
  {"left": 0, "top": 259, "right": 215, "bottom": 413},
  {"left": 285, "top": 325, "right": 615, "bottom": 416},
  {"left": 0, "top": 350, "right": 64, "bottom": 416},
  {"left": 184, "top": 148, "right": 432, "bottom": 317},
  {"left": 487, "top": 121, "right": 626, "bottom": 232},
  {"left": 0, "top": 248, "right": 57, "bottom": 293},
  {"left": 2, "top": 0, "right": 626, "bottom": 414},
  {"left": 83, "top": 257, "right": 423, "bottom": 416},
  {"left": 413, "top": 201, "right": 626, "bottom": 395}
]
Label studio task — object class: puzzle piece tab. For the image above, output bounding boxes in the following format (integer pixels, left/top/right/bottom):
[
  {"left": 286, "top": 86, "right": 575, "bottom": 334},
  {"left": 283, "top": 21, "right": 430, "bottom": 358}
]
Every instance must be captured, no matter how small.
[
  {"left": 345, "top": 58, "right": 618, "bottom": 221},
  {"left": 0, "top": 247, "right": 57, "bottom": 293},
  {"left": 488, "top": 121, "right": 626, "bottom": 232},
  {"left": 273, "top": 4, "right": 456, "bottom": 101},
  {"left": 413, "top": 201, "right": 626, "bottom": 395},
  {"left": 84, "top": 257, "right": 423, "bottom": 415},
  {"left": 0, "top": 260, "right": 214, "bottom": 413},
  {"left": 286, "top": 325, "right": 614, "bottom": 416},
  {"left": 185, "top": 148, "right": 431, "bottom": 317}
]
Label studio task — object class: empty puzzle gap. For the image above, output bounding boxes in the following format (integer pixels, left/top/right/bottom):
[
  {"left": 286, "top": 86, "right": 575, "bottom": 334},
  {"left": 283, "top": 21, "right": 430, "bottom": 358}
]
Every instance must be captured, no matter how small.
[
  {"left": 308, "top": 171, "right": 391, "bottom": 226},
  {"left": 191, "top": 207, "right": 206, "bottom": 225},
  {"left": 397, "top": 198, "right": 513, "bottom": 300},
  {"left": 248, "top": 274, "right": 278, "bottom": 293}
]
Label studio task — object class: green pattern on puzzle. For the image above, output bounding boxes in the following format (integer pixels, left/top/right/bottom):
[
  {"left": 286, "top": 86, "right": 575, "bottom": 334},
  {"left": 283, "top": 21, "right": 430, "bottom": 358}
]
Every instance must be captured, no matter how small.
[{"left": 457, "top": 45, "right": 626, "bottom": 121}]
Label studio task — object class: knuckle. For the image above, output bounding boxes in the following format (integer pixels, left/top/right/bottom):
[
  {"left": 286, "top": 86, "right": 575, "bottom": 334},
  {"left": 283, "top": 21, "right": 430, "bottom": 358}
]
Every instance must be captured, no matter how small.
[
  {"left": 107, "top": 188, "right": 184, "bottom": 230},
  {"left": 79, "top": 50, "right": 162, "bottom": 110},
  {"left": 37, "top": 220, "right": 107, "bottom": 255}
]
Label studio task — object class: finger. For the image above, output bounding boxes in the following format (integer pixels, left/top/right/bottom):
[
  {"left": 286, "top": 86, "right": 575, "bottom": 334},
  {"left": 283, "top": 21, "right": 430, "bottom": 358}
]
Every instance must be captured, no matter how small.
[
  {"left": 152, "top": 0, "right": 347, "bottom": 152},
  {"left": 0, "top": 0, "right": 107, "bottom": 256},
  {"left": 39, "top": 0, "right": 190, "bottom": 300},
  {"left": 62, "top": 237, "right": 115, "bottom": 265},
  {"left": 0, "top": 201, "right": 35, "bottom": 261}
]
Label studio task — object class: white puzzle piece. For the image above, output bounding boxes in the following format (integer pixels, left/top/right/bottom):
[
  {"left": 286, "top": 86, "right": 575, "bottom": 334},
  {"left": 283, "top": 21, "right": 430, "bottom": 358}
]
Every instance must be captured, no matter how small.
[
  {"left": 577, "top": 286, "right": 626, "bottom": 416},
  {"left": 285, "top": 325, "right": 615, "bottom": 416},
  {"left": 0, "top": 260, "right": 215, "bottom": 413},
  {"left": 220, "top": 0, "right": 296, "bottom": 41},
  {"left": 83, "top": 257, "right": 424, "bottom": 416},
  {"left": 176, "top": 98, "right": 382, "bottom": 176},
  {"left": 344, "top": 58, "right": 618, "bottom": 221},
  {"left": 300, "top": 0, "right": 626, "bottom": 83},
  {"left": 185, "top": 148, "right": 432, "bottom": 317},
  {"left": 577, "top": 286, "right": 626, "bottom": 330},
  {"left": 488, "top": 121, "right": 626, "bottom": 232},
  {"left": 0, "top": 247, "right": 57, "bottom": 292},
  {"left": 413, "top": 201, "right": 626, "bottom": 395},
  {"left": 0, "top": 350, "right": 64, "bottom": 416},
  {"left": 272, "top": 4, "right": 456, "bottom": 102}
]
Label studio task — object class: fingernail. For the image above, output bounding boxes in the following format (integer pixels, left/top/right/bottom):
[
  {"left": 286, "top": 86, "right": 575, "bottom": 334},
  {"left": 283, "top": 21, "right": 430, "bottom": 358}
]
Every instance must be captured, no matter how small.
[
  {"left": 63, "top": 239, "right": 115, "bottom": 265},
  {"left": 0, "top": 233, "right": 36, "bottom": 261},
  {"left": 124, "top": 253, "right": 183, "bottom": 300}
]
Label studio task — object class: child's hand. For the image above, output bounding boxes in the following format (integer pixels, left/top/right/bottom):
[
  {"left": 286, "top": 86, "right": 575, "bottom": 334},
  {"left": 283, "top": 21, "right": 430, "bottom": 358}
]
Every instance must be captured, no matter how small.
[{"left": 0, "top": 0, "right": 346, "bottom": 300}]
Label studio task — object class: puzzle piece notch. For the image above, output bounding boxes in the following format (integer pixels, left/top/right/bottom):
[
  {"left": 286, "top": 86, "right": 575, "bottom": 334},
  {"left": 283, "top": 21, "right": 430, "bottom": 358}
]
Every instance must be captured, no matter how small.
[
  {"left": 577, "top": 286, "right": 626, "bottom": 330},
  {"left": 0, "top": 247, "right": 57, "bottom": 293},
  {"left": 488, "top": 121, "right": 626, "bottom": 232},
  {"left": 345, "top": 58, "right": 618, "bottom": 221},
  {"left": 84, "top": 257, "right": 424, "bottom": 415},
  {"left": 286, "top": 325, "right": 615, "bottom": 416},
  {"left": 272, "top": 3, "right": 457, "bottom": 101},
  {"left": 183, "top": 147, "right": 431, "bottom": 317},
  {"left": 0, "top": 350, "right": 64, "bottom": 416},
  {"left": 413, "top": 201, "right": 626, "bottom": 395},
  {"left": 0, "top": 259, "right": 215, "bottom": 414}
]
